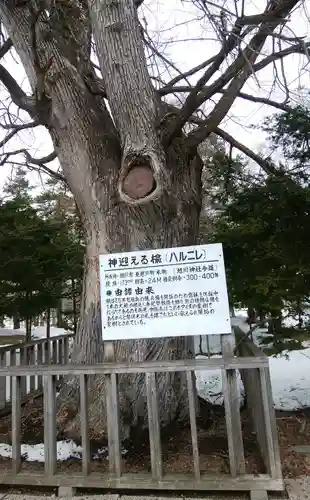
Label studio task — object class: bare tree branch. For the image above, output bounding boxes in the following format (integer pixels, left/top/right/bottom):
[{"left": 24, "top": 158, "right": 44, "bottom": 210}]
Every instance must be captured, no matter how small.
[
  {"left": 252, "top": 42, "right": 310, "bottom": 73},
  {"left": 159, "top": 85, "right": 292, "bottom": 112},
  {"left": 165, "top": 0, "right": 301, "bottom": 144},
  {"left": 0, "top": 148, "right": 63, "bottom": 182},
  {"left": 186, "top": 42, "right": 308, "bottom": 147},
  {"left": 0, "top": 38, "right": 12, "bottom": 59},
  {"left": 0, "top": 64, "right": 36, "bottom": 116},
  {"left": 214, "top": 127, "right": 283, "bottom": 178},
  {"left": 221, "top": 91, "right": 292, "bottom": 112},
  {"left": 160, "top": 39, "right": 310, "bottom": 105},
  {"left": 164, "top": 19, "right": 245, "bottom": 135},
  {"left": 161, "top": 55, "right": 218, "bottom": 89},
  {"left": 24, "top": 150, "right": 57, "bottom": 165},
  {"left": 142, "top": 27, "right": 191, "bottom": 92},
  {"left": 134, "top": 0, "right": 144, "bottom": 7},
  {"left": 0, "top": 120, "right": 38, "bottom": 148}
]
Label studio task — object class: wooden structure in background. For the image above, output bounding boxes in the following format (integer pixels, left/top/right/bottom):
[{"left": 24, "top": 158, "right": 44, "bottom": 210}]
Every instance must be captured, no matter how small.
[{"left": 0, "top": 333, "right": 74, "bottom": 410}]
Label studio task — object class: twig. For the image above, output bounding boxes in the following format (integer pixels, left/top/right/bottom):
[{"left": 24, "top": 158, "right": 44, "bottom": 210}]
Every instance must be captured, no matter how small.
[
  {"left": 162, "top": 55, "right": 218, "bottom": 90},
  {"left": 0, "top": 121, "right": 39, "bottom": 148},
  {"left": 166, "top": 1, "right": 303, "bottom": 145}
]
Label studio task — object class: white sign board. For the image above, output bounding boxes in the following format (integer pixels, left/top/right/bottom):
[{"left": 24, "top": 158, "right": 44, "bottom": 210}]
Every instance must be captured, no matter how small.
[{"left": 99, "top": 243, "right": 231, "bottom": 341}]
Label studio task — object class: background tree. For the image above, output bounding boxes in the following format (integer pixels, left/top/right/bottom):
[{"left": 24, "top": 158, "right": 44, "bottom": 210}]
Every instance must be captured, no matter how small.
[
  {"left": 0, "top": 0, "right": 308, "bottom": 438},
  {"left": 1, "top": 167, "right": 32, "bottom": 328},
  {"left": 3, "top": 166, "right": 32, "bottom": 200},
  {"left": 36, "top": 178, "right": 84, "bottom": 334},
  {"left": 207, "top": 105, "right": 310, "bottom": 352},
  {"left": 0, "top": 192, "right": 83, "bottom": 339}
]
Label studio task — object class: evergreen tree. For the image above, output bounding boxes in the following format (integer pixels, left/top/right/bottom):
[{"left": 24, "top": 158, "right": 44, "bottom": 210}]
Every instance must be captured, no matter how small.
[
  {"left": 3, "top": 167, "right": 33, "bottom": 200},
  {"left": 36, "top": 179, "right": 84, "bottom": 332},
  {"left": 0, "top": 193, "right": 83, "bottom": 339},
  {"left": 208, "top": 106, "right": 310, "bottom": 352}
]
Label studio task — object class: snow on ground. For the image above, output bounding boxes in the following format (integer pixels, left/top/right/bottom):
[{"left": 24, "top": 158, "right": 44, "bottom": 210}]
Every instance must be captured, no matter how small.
[
  {"left": 269, "top": 347, "right": 310, "bottom": 410},
  {"left": 0, "top": 441, "right": 82, "bottom": 462},
  {"left": 196, "top": 348, "right": 310, "bottom": 411},
  {"left": 0, "top": 311, "right": 309, "bottom": 463},
  {"left": 0, "top": 441, "right": 128, "bottom": 462},
  {"left": 32, "top": 326, "right": 70, "bottom": 339},
  {"left": 0, "top": 328, "right": 25, "bottom": 338},
  {"left": 195, "top": 313, "right": 310, "bottom": 412},
  {"left": 195, "top": 354, "right": 245, "bottom": 406}
]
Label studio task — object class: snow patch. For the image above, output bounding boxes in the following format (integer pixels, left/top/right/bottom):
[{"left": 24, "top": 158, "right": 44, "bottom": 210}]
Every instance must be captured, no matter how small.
[
  {"left": 32, "top": 326, "right": 70, "bottom": 339},
  {"left": 195, "top": 354, "right": 245, "bottom": 407},
  {"left": 196, "top": 347, "right": 310, "bottom": 411},
  {"left": 269, "top": 348, "right": 310, "bottom": 410},
  {"left": 0, "top": 441, "right": 128, "bottom": 462},
  {"left": 0, "top": 440, "right": 82, "bottom": 462}
]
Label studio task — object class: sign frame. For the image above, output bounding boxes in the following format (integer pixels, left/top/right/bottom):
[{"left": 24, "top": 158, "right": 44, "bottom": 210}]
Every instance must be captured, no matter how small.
[{"left": 99, "top": 243, "right": 231, "bottom": 341}]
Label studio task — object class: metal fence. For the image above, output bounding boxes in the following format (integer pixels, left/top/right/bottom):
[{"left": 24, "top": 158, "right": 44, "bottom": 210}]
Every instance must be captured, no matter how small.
[{"left": 0, "top": 333, "right": 284, "bottom": 495}]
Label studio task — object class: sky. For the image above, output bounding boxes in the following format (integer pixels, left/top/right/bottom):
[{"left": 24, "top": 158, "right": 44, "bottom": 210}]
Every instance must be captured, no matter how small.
[{"left": 0, "top": 0, "right": 309, "bottom": 193}]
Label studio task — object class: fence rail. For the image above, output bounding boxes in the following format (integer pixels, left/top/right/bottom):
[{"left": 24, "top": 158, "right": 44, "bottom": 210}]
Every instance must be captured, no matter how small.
[
  {"left": 0, "top": 332, "right": 284, "bottom": 494},
  {"left": 0, "top": 334, "right": 74, "bottom": 408}
]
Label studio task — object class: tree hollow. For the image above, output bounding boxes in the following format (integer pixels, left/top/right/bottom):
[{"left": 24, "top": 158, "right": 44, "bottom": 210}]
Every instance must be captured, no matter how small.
[{"left": 122, "top": 164, "right": 156, "bottom": 199}]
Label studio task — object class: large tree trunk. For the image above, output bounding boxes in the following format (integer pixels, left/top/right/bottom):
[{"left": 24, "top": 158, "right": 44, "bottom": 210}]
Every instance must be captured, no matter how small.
[
  {"left": 60, "top": 145, "right": 202, "bottom": 442},
  {"left": 0, "top": 0, "right": 202, "bottom": 442},
  {"left": 13, "top": 315, "right": 20, "bottom": 330}
]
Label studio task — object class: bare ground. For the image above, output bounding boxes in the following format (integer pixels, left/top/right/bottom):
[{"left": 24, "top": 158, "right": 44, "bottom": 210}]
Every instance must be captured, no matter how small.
[{"left": 0, "top": 396, "right": 309, "bottom": 477}]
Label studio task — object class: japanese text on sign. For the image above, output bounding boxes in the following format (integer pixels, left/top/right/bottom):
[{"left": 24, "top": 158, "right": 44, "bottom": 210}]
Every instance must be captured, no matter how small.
[{"left": 99, "top": 243, "right": 231, "bottom": 341}]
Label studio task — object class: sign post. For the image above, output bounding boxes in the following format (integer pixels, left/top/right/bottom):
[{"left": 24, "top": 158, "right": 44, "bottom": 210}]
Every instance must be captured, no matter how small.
[{"left": 100, "top": 243, "right": 231, "bottom": 341}]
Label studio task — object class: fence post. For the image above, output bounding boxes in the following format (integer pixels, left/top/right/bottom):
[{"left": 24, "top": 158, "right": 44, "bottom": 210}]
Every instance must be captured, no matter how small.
[
  {"left": 19, "top": 347, "right": 27, "bottom": 398},
  {"left": 80, "top": 374, "right": 90, "bottom": 476},
  {"left": 12, "top": 375, "right": 21, "bottom": 474},
  {"left": 221, "top": 334, "right": 245, "bottom": 476},
  {"left": 187, "top": 370, "right": 200, "bottom": 480},
  {"left": 259, "top": 367, "right": 282, "bottom": 479},
  {"left": 0, "top": 352, "right": 6, "bottom": 409},
  {"left": 52, "top": 340, "right": 58, "bottom": 365},
  {"left": 28, "top": 346, "right": 36, "bottom": 393},
  {"left": 44, "top": 340, "right": 50, "bottom": 365},
  {"left": 43, "top": 375, "right": 57, "bottom": 476},
  {"left": 146, "top": 372, "right": 163, "bottom": 480},
  {"left": 105, "top": 341, "right": 122, "bottom": 477},
  {"left": 10, "top": 349, "right": 16, "bottom": 403},
  {"left": 63, "top": 337, "right": 69, "bottom": 364},
  {"left": 37, "top": 343, "right": 43, "bottom": 390}
]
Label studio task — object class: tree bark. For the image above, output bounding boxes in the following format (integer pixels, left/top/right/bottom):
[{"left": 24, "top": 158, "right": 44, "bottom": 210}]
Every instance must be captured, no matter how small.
[
  {"left": 56, "top": 301, "right": 63, "bottom": 329},
  {"left": 25, "top": 316, "right": 32, "bottom": 341},
  {"left": 71, "top": 279, "right": 78, "bottom": 336},
  {"left": 59, "top": 143, "right": 202, "bottom": 441},
  {"left": 13, "top": 314, "right": 20, "bottom": 330},
  {"left": 0, "top": 0, "right": 202, "bottom": 442}
]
